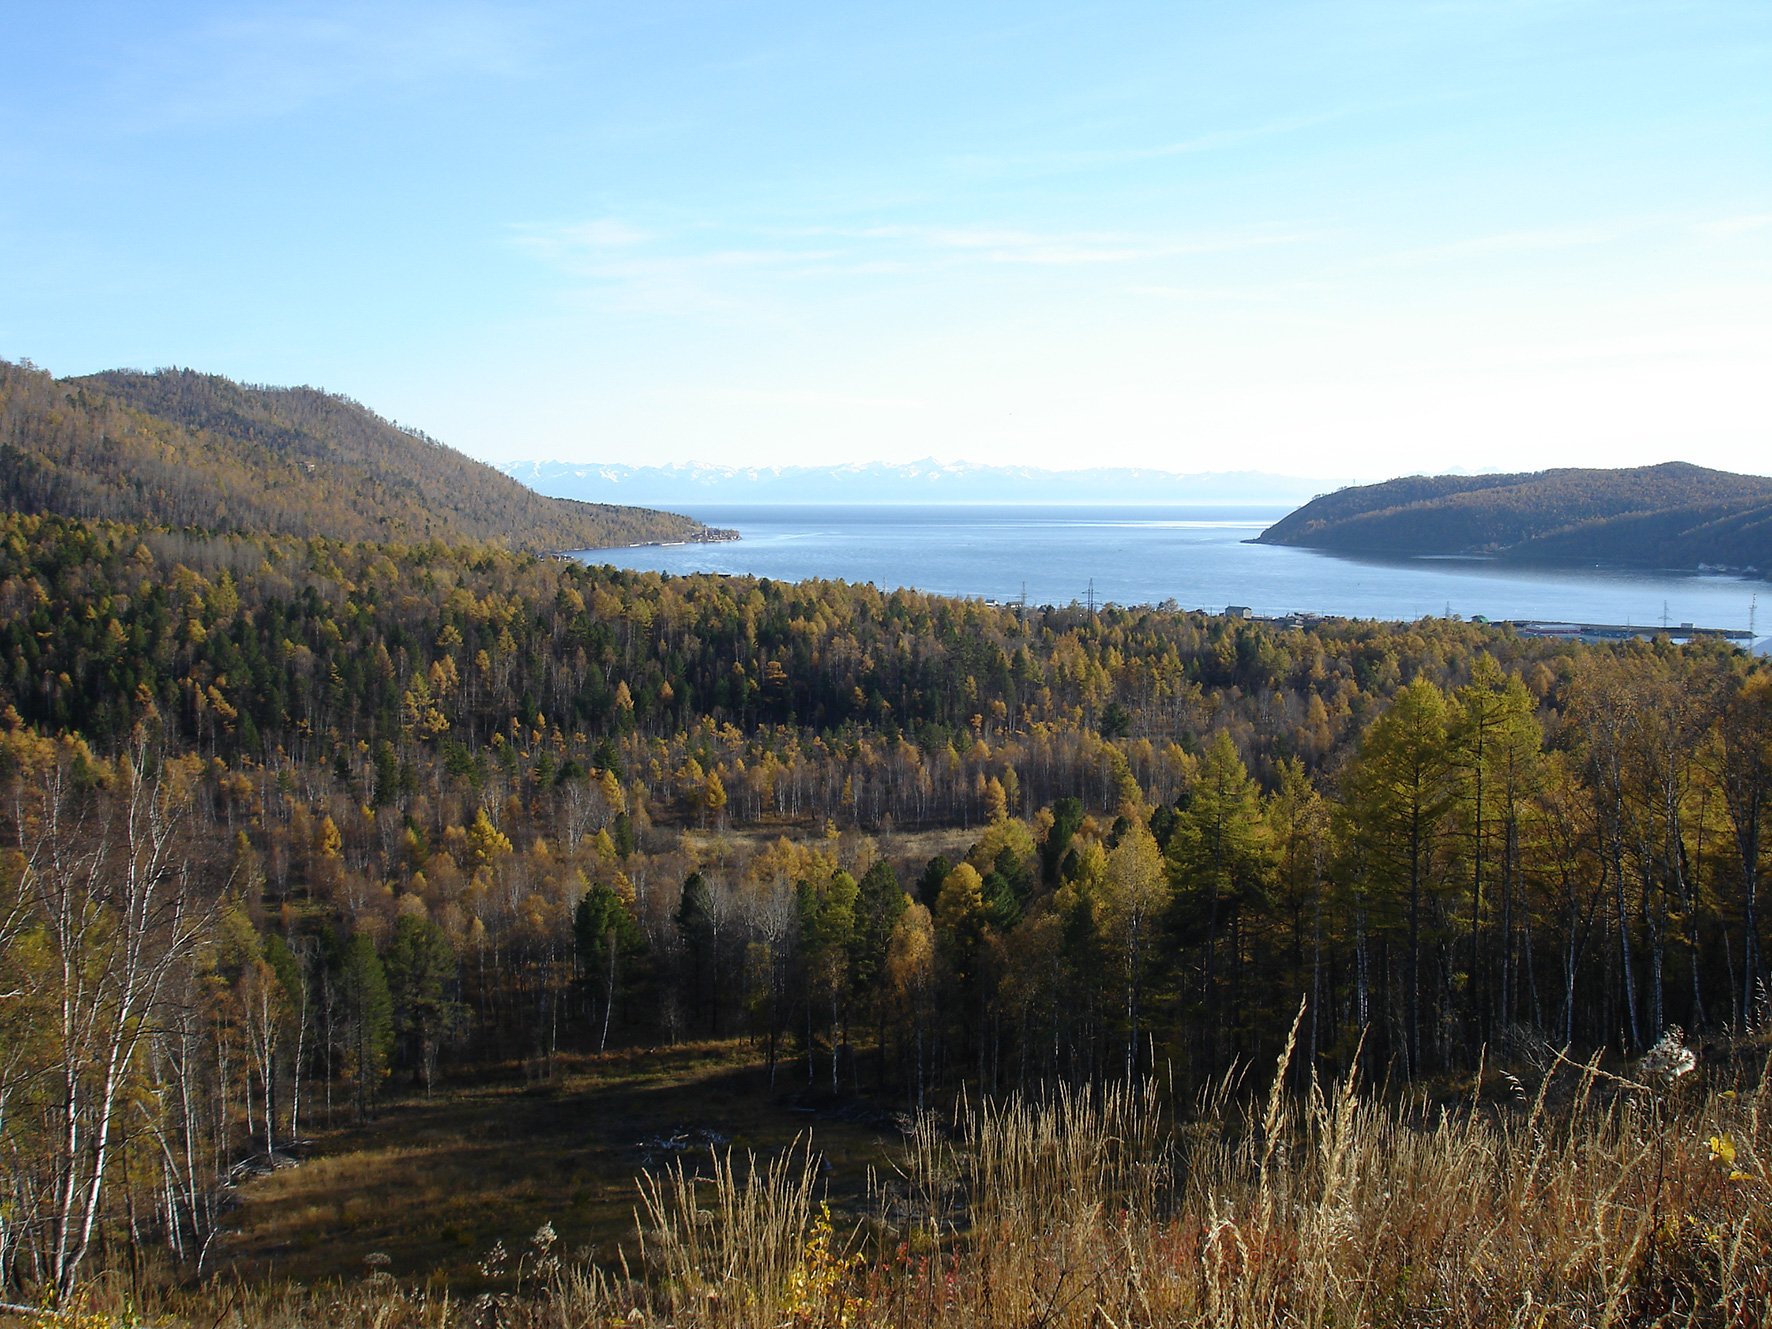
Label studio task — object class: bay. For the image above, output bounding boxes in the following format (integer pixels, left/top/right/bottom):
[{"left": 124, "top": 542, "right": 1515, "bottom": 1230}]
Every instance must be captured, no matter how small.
[{"left": 572, "top": 504, "right": 1766, "bottom": 635}]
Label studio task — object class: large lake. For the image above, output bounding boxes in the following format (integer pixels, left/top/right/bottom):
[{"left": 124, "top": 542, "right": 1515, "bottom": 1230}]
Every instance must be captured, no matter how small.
[{"left": 573, "top": 504, "right": 1766, "bottom": 634}]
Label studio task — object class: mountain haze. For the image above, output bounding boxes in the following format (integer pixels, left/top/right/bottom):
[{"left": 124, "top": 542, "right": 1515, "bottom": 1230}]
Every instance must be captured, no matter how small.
[
  {"left": 0, "top": 361, "right": 716, "bottom": 550},
  {"left": 1256, "top": 462, "right": 1772, "bottom": 575},
  {"left": 503, "top": 458, "right": 1337, "bottom": 506}
]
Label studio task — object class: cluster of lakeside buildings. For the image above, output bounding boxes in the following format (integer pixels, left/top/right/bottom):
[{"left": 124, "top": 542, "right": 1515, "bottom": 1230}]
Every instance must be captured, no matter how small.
[
  {"left": 1500, "top": 618, "right": 1753, "bottom": 645},
  {"left": 1220, "top": 604, "right": 1762, "bottom": 651}
]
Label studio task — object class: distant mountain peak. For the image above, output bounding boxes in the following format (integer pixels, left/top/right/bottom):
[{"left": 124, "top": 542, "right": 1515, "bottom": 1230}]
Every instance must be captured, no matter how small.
[{"left": 501, "top": 459, "right": 1339, "bottom": 506}]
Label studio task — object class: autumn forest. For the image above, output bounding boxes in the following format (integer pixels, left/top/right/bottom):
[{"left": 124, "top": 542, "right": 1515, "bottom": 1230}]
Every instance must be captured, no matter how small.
[{"left": 1, "top": 363, "right": 1770, "bottom": 1322}]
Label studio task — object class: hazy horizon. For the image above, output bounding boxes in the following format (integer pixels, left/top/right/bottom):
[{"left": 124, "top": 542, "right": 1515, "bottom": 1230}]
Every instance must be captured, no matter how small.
[{"left": 503, "top": 455, "right": 1772, "bottom": 484}]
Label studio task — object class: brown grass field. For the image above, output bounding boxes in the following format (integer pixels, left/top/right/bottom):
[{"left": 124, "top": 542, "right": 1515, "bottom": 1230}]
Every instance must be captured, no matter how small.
[
  {"left": 10, "top": 1023, "right": 1772, "bottom": 1329},
  {"left": 216, "top": 1042, "right": 902, "bottom": 1288}
]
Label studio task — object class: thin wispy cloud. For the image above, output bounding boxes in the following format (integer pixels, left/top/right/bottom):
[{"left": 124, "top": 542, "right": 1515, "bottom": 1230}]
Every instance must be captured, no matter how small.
[
  {"left": 507, "top": 215, "right": 1320, "bottom": 324},
  {"left": 514, "top": 216, "right": 1313, "bottom": 287},
  {"left": 511, "top": 221, "right": 858, "bottom": 317},
  {"left": 941, "top": 107, "right": 1364, "bottom": 178},
  {"left": 102, "top": 3, "right": 537, "bottom": 133},
  {"left": 1143, "top": 115, "right": 1341, "bottom": 159},
  {"left": 1126, "top": 280, "right": 1335, "bottom": 305},
  {"left": 1693, "top": 214, "right": 1772, "bottom": 240},
  {"left": 513, "top": 233, "right": 847, "bottom": 280},
  {"left": 721, "top": 388, "right": 926, "bottom": 412},
  {"left": 896, "top": 224, "right": 1312, "bottom": 266},
  {"left": 1379, "top": 224, "right": 1623, "bottom": 267},
  {"left": 1365, "top": 322, "right": 1772, "bottom": 381},
  {"left": 508, "top": 219, "right": 655, "bottom": 262}
]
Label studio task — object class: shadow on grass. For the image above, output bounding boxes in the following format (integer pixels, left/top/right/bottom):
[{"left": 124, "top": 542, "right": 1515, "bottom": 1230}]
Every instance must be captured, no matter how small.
[{"left": 216, "top": 1042, "right": 900, "bottom": 1288}]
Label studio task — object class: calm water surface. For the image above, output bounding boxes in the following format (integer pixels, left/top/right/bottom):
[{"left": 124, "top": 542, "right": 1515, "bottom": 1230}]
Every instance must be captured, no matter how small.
[{"left": 573, "top": 505, "right": 1765, "bottom": 632}]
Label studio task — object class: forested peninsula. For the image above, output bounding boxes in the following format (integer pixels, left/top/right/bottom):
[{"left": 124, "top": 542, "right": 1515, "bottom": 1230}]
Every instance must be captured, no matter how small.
[
  {"left": 1, "top": 366, "right": 1769, "bottom": 1324},
  {"left": 1256, "top": 460, "right": 1772, "bottom": 574},
  {"left": 0, "top": 359, "right": 726, "bottom": 551}
]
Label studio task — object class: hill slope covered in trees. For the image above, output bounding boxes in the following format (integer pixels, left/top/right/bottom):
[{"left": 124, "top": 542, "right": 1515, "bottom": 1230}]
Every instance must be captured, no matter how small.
[
  {"left": 3, "top": 366, "right": 1770, "bottom": 1313},
  {"left": 0, "top": 359, "right": 721, "bottom": 550},
  {"left": 1255, "top": 461, "right": 1772, "bottom": 573},
  {"left": 1, "top": 506, "right": 1770, "bottom": 1306}
]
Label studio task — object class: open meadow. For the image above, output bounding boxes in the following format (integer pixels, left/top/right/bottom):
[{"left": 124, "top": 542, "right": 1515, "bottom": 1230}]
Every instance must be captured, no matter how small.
[
  {"left": 10, "top": 1023, "right": 1768, "bottom": 1329},
  {"left": 214, "top": 1042, "right": 900, "bottom": 1288}
]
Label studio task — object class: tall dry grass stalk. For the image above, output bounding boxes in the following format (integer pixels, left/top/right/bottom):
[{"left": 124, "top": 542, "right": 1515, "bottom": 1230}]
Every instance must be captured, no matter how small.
[
  {"left": 634, "top": 1136, "right": 821, "bottom": 1329},
  {"left": 25, "top": 1036, "right": 1772, "bottom": 1329},
  {"left": 864, "top": 1022, "right": 1772, "bottom": 1329}
]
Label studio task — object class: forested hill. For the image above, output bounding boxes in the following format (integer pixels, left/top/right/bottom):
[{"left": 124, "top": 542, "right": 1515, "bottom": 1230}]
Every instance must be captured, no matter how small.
[
  {"left": 1255, "top": 461, "right": 1772, "bottom": 574},
  {"left": 0, "top": 359, "right": 717, "bottom": 550}
]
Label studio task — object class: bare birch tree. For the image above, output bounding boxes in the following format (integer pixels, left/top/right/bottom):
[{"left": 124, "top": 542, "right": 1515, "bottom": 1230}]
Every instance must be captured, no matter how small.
[{"left": 4, "top": 754, "right": 206, "bottom": 1294}]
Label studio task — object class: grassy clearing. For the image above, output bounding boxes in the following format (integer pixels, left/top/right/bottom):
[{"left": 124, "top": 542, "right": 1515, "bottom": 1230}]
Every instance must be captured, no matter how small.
[
  {"left": 16, "top": 1030, "right": 1772, "bottom": 1329},
  {"left": 670, "top": 824, "right": 976, "bottom": 875},
  {"left": 215, "top": 1041, "right": 901, "bottom": 1288}
]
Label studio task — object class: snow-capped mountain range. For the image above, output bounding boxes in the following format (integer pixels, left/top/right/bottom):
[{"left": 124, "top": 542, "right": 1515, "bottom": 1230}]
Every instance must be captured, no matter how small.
[{"left": 501, "top": 459, "right": 1343, "bottom": 507}]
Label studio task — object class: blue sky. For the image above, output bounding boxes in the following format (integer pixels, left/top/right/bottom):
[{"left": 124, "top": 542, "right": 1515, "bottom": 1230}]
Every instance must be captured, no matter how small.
[{"left": 3, "top": 2, "right": 1769, "bottom": 480}]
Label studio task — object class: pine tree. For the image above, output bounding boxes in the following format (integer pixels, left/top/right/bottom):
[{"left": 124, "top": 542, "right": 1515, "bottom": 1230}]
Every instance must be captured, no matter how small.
[
  {"left": 1338, "top": 678, "right": 1453, "bottom": 1077},
  {"left": 575, "top": 882, "right": 645, "bottom": 1050},
  {"left": 337, "top": 932, "right": 394, "bottom": 1120},
  {"left": 384, "top": 914, "right": 464, "bottom": 1095}
]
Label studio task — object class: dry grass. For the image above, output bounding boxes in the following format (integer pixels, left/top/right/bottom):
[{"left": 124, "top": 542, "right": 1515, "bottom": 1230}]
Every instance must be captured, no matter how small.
[
  {"left": 635, "top": 1137, "right": 822, "bottom": 1328},
  {"left": 213, "top": 1041, "right": 898, "bottom": 1288},
  {"left": 858, "top": 1027, "right": 1772, "bottom": 1329},
  {"left": 18, "top": 1029, "right": 1772, "bottom": 1329}
]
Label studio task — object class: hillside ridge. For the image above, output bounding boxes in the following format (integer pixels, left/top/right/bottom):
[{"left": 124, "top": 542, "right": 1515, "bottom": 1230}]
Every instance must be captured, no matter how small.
[
  {"left": 0, "top": 360, "right": 719, "bottom": 550},
  {"left": 1254, "top": 461, "right": 1772, "bottom": 574}
]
